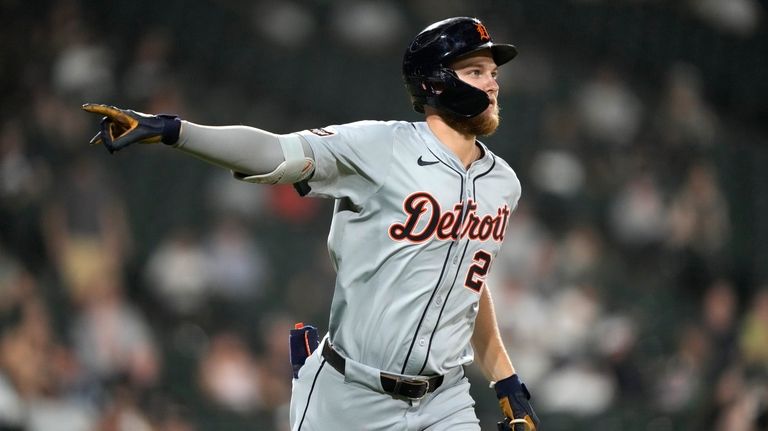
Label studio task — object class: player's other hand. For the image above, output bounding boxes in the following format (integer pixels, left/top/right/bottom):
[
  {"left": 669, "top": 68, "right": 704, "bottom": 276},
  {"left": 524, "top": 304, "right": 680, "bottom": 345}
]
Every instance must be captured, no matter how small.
[
  {"left": 495, "top": 374, "right": 540, "bottom": 431},
  {"left": 81, "top": 103, "right": 181, "bottom": 153}
]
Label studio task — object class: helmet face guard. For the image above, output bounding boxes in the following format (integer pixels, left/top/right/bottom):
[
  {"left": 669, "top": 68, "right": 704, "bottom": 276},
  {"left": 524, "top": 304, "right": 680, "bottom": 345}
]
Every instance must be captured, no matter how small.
[
  {"left": 404, "top": 68, "right": 491, "bottom": 118},
  {"left": 402, "top": 17, "right": 517, "bottom": 118}
]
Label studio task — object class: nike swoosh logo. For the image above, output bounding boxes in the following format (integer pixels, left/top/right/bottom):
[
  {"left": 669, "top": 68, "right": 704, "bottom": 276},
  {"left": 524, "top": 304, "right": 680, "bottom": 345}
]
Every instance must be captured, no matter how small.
[{"left": 417, "top": 156, "right": 439, "bottom": 166}]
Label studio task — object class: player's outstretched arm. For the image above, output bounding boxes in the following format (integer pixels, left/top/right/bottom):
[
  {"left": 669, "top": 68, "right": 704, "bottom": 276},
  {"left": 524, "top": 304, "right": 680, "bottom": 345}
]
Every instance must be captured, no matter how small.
[
  {"left": 471, "top": 287, "right": 540, "bottom": 431},
  {"left": 82, "top": 103, "right": 315, "bottom": 185}
]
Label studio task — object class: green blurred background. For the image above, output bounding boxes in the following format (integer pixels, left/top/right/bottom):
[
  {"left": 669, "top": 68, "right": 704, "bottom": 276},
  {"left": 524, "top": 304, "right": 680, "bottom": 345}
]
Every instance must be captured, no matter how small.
[{"left": 1, "top": 0, "right": 767, "bottom": 430}]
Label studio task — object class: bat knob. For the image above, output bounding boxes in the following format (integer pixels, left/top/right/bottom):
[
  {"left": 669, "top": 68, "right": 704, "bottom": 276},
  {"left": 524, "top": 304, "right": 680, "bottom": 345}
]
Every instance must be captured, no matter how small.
[{"left": 497, "top": 418, "right": 534, "bottom": 431}]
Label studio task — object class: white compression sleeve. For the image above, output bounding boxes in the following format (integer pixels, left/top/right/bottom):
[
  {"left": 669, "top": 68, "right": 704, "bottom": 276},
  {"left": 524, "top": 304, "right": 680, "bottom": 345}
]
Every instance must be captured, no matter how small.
[{"left": 173, "top": 121, "right": 314, "bottom": 184}]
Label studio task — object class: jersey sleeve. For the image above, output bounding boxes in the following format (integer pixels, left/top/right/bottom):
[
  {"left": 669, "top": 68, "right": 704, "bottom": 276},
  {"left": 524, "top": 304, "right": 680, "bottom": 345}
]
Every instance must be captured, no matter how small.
[{"left": 294, "top": 121, "right": 396, "bottom": 203}]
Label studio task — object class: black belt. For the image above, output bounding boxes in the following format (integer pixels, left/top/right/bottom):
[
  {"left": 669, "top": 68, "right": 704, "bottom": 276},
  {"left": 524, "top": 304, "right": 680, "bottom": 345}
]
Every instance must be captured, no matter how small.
[{"left": 321, "top": 339, "right": 444, "bottom": 400}]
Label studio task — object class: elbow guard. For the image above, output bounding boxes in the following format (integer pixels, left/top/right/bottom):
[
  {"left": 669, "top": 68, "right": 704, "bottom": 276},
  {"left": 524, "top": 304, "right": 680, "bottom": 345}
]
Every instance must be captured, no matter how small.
[{"left": 234, "top": 134, "right": 314, "bottom": 184}]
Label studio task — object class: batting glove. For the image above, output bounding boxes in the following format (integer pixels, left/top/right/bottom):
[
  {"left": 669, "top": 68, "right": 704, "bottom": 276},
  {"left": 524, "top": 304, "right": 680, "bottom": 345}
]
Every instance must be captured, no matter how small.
[
  {"left": 81, "top": 103, "right": 181, "bottom": 153},
  {"left": 495, "top": 374, "right": 540, "bottom": 431}
]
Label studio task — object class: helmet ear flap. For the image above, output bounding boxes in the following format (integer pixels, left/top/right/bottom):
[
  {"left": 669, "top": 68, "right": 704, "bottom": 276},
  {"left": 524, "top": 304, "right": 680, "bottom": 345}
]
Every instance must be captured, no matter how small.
[
  {"left": 436, "top": 85, "right": 490, "bottom": 118},
  {"left": 427, "top": 68, "right": 490, "bottom": 118},
  {"left": 422, "top": 79, "right": 445, "bottom": 94},
  {"left": 404, "top": 67, "right": 490, "bottom": 118}
]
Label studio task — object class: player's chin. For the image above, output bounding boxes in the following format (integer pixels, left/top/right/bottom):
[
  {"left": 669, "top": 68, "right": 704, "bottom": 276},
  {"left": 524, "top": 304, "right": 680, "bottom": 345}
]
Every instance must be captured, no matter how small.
[
  {"left": 441, "top": 104, "right": 500, "bottom": 137},
  {"left": 474, "top": 107, "right": 500, "bottom": 137}
]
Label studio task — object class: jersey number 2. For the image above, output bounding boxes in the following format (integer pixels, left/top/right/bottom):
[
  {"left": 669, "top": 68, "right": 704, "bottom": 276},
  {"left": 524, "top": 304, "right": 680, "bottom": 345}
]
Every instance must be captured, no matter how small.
[{"left": 464, "top": 250, "right": 492, "bottom": 293}]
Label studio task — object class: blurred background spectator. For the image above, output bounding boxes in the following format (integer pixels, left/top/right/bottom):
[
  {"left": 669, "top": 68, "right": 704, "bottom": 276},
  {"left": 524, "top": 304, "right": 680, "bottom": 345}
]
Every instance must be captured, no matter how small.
[{"left": 1, "top": 0, "right": 767, "bottom": 429}]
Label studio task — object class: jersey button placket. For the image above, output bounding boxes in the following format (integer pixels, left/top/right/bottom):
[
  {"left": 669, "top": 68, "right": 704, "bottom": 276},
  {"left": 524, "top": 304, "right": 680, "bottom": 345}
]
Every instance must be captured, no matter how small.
[{"left": 465, "top": 173, "right": 471, "bottom": 198}]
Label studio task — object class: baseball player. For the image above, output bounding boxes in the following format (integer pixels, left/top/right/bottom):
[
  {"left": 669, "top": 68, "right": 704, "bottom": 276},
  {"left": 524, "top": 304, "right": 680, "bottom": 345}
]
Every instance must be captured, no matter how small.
[{"left": 83, "top": 17, "right": 539, "bottom": 431}]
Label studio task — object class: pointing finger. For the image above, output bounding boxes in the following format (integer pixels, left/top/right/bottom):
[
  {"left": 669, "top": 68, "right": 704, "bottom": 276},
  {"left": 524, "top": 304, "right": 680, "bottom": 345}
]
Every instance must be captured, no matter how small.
[
  {"left": 81, "top": 103, "right": 118, "bottom": 115},
  {"left": 81, "top": 104, "right": 138, "bottom": 128}
]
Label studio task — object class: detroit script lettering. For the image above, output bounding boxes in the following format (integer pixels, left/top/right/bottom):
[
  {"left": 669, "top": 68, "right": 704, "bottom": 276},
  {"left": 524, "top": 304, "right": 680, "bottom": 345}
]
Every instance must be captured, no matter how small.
[{"left": 389, "top": 192, "right": 511, "bottom": 243}]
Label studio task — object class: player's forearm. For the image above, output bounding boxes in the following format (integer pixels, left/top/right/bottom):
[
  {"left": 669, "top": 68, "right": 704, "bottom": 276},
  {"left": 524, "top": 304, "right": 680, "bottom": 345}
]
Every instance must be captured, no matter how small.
[
  {"left": 471, "top": 287, "right": 515, "bottom": 381},
  {"left": 173, "top": 121, "right": 289, "bottom": 176}
]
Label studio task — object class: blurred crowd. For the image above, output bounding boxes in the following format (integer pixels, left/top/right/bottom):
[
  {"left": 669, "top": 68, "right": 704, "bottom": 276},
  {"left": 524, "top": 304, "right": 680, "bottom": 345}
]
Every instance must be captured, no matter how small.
[{"left": 1, "top": 0, "right": 767, "bottom": 430}]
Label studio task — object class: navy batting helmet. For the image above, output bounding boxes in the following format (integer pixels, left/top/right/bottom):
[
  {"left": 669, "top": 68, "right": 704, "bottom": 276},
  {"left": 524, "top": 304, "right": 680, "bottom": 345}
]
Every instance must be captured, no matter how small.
[{"left": 403, "top": 17, "right": 517, "bottom": 118}]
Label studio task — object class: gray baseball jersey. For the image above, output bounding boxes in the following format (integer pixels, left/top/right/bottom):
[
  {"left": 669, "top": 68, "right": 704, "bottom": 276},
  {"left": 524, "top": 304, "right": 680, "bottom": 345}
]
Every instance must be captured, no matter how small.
[{"left": 296, "top": 120, "right": 520, "bottom": 376}]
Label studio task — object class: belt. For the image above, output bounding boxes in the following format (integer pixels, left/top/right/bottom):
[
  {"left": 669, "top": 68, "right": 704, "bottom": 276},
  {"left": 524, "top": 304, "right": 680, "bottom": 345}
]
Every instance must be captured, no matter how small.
[{"left": 321, "top": 339, "right": 444, "bottom": 401}]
